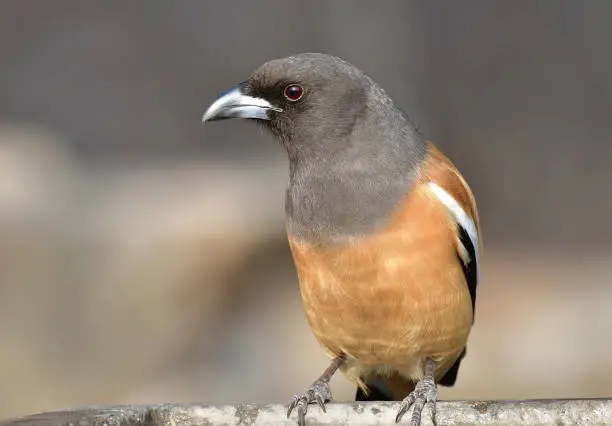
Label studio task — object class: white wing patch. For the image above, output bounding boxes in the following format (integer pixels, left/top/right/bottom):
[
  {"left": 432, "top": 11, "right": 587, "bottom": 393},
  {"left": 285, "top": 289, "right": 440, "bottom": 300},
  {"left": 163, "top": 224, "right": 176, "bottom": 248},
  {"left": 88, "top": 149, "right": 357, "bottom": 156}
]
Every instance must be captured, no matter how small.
[{"left": 427, "top": 182, "right": 480, "bottom": 281}]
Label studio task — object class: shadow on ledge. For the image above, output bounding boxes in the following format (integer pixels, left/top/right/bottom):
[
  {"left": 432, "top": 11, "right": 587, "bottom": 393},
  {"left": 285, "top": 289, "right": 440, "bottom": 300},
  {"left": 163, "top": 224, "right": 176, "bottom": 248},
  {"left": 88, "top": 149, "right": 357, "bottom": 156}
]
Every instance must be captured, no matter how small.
[{"left": 2, "top": 400, "right": 611, "bottom": 425}]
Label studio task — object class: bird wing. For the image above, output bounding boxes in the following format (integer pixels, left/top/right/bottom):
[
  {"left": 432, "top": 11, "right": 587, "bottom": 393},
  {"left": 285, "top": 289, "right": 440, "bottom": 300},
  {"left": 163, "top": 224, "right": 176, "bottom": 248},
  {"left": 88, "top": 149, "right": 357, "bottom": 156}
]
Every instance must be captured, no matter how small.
[
  {"left": 420, "top": 142, "right": 481, "bottom": 387},
  {"left": 421, "top": 142, "right": 481, "bottom": 316}
]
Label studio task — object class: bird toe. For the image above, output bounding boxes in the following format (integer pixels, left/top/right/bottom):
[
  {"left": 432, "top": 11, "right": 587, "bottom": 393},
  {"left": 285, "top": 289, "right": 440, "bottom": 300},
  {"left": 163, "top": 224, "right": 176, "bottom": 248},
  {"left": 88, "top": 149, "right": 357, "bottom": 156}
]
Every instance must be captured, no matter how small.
[
  {"left": 286, "top": 378, "right": 333, "bottom": 425},
  {"left": 395, "top": 376, "right": 438, "bottom": 425}
]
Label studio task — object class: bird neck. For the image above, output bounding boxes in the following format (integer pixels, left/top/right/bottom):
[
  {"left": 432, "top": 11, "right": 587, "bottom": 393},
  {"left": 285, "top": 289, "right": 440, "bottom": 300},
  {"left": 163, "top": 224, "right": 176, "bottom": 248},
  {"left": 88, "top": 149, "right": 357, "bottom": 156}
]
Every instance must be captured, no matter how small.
[{"left": 285, "top": 119, "right": 426, "bottom": 243}]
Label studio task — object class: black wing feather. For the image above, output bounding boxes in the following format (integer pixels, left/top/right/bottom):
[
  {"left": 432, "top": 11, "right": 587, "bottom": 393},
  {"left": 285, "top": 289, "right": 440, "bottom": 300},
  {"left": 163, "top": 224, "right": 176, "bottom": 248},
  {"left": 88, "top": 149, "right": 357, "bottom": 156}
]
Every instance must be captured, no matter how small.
[
  {"left": 439, "top": 222, "right": 478, "bottom": 387},
  {"left": 457, "top": 224, "right": 478, "bottom": 314}
]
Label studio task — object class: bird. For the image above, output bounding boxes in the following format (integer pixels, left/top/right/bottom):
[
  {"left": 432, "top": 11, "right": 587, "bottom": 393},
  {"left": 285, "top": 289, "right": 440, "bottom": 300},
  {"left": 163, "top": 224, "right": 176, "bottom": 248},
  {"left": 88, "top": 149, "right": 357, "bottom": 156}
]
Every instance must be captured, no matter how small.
[{"left": 202, "top": 53, "right": 481, "bottom": 426}]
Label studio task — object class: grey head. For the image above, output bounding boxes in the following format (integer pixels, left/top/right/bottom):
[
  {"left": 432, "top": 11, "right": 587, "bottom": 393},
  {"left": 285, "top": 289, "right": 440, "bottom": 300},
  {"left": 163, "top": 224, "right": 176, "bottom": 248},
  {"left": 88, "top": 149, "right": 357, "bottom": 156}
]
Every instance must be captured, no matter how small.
[{"left": 203, "top": 53, "right": 426, "bottom": 243}]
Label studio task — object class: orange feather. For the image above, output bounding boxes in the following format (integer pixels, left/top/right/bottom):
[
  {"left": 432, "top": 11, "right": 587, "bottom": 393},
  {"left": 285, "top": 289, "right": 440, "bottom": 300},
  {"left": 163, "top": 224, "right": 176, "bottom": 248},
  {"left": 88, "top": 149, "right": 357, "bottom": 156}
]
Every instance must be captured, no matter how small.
[{"left": 288, "top": 142, "right": 480, "bottom": 390}]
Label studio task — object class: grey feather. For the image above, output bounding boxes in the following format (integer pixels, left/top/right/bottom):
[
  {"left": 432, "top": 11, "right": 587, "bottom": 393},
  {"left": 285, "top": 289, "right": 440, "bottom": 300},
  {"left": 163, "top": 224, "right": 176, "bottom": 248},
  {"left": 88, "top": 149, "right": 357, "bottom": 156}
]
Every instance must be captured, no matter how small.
[{"left": 245, "top": 53, "right": 426, "bottom": 242}]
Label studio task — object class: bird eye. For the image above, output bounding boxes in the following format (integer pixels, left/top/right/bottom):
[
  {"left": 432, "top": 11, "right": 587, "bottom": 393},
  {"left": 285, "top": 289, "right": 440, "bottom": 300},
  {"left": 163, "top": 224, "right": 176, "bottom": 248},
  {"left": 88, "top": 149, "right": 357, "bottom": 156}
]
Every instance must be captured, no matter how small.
[{"left": 284, "top": 84, "right": 304, "bottom": 101}]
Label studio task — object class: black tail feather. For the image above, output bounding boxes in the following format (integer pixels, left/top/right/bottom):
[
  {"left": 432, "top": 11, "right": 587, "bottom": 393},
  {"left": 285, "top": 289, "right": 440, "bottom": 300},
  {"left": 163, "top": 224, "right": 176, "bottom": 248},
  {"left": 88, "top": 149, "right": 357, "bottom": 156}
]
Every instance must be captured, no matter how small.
[
  {"left": 355, "top": 377, "right": 394, "bottom": 401},
  {"left": 438, "top": 349, "right": 466, "bottom": 387}
]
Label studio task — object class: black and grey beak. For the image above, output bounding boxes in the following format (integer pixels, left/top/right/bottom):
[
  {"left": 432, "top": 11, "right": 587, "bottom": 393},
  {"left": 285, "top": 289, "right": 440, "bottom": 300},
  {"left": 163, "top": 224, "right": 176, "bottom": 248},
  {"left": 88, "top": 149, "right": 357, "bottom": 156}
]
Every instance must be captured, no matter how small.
[{"left": 202, "top": 86, "right": 281, "bottom": 122}]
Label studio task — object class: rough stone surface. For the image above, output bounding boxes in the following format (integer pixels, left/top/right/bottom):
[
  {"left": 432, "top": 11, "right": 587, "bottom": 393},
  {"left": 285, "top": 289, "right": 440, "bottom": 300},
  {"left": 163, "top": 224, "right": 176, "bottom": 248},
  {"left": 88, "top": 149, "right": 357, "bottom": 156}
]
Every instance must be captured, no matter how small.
[{"left": 2, "top": 400, "right": 612, "bottom": 426}]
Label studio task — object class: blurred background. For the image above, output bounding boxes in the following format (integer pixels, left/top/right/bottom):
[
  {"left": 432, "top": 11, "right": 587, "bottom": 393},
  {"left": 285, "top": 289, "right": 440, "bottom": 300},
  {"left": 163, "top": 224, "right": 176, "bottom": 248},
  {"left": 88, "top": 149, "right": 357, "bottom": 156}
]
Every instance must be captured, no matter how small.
[{"left": 1, "top": 0, "right": 612, "bottom": 419}]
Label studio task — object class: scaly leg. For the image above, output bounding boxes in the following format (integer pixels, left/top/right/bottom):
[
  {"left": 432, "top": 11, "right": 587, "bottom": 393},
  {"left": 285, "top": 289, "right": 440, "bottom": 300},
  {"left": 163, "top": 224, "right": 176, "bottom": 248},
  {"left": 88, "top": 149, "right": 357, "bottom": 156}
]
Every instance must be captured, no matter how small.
[
  {"left": 395, "top": 358, "right": 438, "bottom": 426},
  {"left": 287, "top": 354, "right": 345, "bottom": 426}
]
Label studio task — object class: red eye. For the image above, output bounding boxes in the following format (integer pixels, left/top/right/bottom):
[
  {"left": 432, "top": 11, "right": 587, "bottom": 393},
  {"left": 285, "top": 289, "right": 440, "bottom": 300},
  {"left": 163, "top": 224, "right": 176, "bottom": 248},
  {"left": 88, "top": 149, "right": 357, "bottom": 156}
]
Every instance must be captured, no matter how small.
[{"left": 284, "top": 84, "right": 304, "bottom": 101}]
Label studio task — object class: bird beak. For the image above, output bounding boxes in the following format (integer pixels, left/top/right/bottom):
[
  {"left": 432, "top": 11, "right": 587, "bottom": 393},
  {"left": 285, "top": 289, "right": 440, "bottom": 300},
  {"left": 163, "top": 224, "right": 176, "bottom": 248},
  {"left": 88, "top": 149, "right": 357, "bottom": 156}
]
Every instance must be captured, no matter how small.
[{"left": 202, "top": 86, "right": 281, "bottom": 122}]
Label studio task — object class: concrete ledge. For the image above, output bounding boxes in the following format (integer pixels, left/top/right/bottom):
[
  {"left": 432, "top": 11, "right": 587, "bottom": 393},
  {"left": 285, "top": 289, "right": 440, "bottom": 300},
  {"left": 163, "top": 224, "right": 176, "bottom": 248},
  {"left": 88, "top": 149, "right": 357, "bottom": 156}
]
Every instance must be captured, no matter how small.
[{"left": 2, "top": 399, "right": 611, "bottom": 426}]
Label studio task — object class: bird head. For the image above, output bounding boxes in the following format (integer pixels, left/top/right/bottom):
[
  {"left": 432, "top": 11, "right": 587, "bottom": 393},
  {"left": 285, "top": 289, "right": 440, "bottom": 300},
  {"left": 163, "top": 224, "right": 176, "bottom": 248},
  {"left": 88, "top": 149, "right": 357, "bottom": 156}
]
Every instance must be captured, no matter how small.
[
  {"left": 202, "top": 53, "right": 426, "bottom": 240},
  {"left": 202, "top": 53, "right": 377, "bottom": 159}
]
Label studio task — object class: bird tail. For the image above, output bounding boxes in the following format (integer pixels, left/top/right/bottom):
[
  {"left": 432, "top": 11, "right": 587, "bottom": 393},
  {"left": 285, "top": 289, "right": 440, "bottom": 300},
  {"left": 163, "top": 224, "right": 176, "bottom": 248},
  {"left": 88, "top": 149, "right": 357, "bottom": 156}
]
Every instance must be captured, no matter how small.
[
  {"left": 355, "top": 350, "right": 467, "bottom": 401},
  {"left": 355, "top": 373, "right": 416, "bottom": 401}
]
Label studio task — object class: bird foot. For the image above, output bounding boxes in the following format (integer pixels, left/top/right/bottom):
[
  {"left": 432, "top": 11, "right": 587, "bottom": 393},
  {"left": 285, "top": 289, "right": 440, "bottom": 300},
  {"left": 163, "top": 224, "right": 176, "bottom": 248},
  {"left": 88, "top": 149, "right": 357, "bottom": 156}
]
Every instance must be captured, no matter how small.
[
  {"left": 286, "top": 378, "right": 332, "bottom": 426},
  {"left": 395, "top": 375, "right": 438, "bottom": 425}
]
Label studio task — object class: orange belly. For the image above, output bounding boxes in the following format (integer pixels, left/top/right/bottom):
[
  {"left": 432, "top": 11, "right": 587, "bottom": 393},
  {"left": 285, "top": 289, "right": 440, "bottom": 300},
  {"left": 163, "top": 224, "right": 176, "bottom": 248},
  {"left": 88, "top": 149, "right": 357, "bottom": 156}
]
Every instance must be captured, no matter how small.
[{"left": 289, "top": 184, "right": 473, "bottom": 383}]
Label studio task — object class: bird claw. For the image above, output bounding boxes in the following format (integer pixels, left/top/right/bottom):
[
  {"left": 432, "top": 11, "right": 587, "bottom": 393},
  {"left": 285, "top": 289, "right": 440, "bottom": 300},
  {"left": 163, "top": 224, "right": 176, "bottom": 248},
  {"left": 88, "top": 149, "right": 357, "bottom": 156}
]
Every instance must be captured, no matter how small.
[
  {"left": 315, "top": 393, "right": 327, "bottom": 412},
  {"left": 286, "top": 379, "right": 332, "bottom": 425},
  {"left": 395, "top": 376, "right": 438, "bottom": 425}
]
